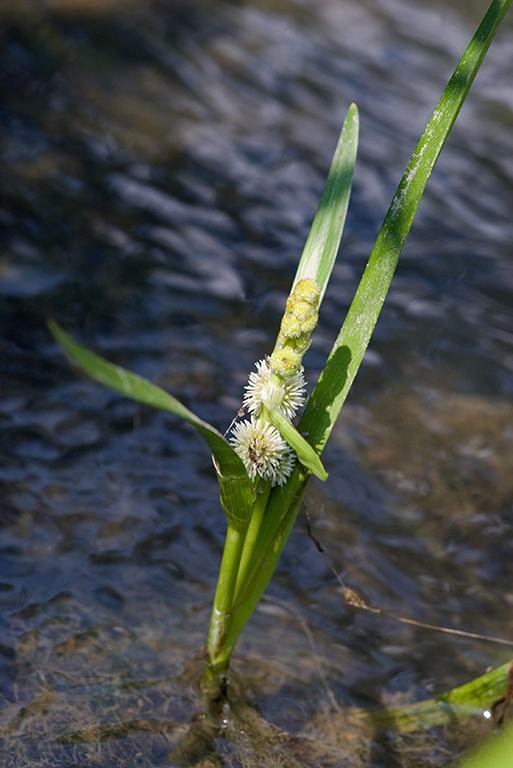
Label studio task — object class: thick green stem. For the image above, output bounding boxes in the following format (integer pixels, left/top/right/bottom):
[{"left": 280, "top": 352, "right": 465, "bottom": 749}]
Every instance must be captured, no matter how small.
[
  {"left": 235, "top": 482, "right": 271, "bottom": 599},
  {"left": 205, "top": 522, "right": 247, "bottom": 678},
  {"left": 213, "top": 470, "right": 311, "bottom": 667}
]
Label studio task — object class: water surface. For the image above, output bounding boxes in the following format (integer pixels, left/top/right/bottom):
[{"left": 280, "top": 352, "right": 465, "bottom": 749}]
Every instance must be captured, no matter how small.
[{"left": 1, "top": 0, "right": 513, "bottom": 765}]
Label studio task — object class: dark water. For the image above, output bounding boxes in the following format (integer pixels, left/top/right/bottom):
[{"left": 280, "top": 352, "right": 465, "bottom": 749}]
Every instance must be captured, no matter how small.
[{"left": 1, "top": 0, "right": 513, "bottom": 765}]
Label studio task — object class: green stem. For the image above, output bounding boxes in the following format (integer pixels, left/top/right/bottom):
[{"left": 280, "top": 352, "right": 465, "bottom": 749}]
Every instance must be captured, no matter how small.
[
  {"left": 205, "top": 522, "right": 247, "bottom": 676},
  {"left": 235, "top": 482, "right": 271, "bottom": 599},
  {"left": 215, "top": 470, "right": 311, "bottom": 666}
]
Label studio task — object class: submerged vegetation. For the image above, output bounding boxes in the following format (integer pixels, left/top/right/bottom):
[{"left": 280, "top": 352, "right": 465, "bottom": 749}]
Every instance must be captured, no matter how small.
[{"left": 40, "top": 0, "right": 513, "bottom": 765}]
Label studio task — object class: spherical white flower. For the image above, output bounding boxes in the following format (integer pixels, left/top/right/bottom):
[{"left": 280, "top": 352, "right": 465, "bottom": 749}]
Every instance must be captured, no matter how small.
[
  {"left": 230, "top": 417, "right": 294, "bottom": 486},
  {"left": 243, "top": 358, "right": 306, "bottom": 420}
]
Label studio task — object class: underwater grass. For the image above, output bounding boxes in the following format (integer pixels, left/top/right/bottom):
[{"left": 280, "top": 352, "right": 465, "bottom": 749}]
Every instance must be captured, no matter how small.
[{"left": 49, "top": 0, "right": 512, "bottom": 745}]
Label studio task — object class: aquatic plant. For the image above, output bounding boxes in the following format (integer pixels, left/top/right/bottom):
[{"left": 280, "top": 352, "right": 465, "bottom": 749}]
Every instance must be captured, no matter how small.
[{"left": 49, "top": 0, "right": 511, "bottom": 712}]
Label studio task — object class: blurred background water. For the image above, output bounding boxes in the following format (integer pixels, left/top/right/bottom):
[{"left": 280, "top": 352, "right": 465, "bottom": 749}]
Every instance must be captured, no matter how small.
[{"left": 1, "top": 0, "right": 513, "bottom": 765}]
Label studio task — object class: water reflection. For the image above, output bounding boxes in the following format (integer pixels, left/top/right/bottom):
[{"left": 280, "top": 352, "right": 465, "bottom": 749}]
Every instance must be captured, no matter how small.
[{"left": 1, "top": 0, "right": 513, "bottom": 765}]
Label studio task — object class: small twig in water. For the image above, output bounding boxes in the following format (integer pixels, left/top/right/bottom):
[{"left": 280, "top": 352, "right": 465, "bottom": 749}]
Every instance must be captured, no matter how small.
[{"left": 305, "top": 509, "right": 513, "bottom": 648}]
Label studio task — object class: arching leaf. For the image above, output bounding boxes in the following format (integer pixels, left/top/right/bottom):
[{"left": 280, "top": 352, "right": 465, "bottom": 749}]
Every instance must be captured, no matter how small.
[{"left": 48, "top": 320, "right": 254, "bottom": 530}]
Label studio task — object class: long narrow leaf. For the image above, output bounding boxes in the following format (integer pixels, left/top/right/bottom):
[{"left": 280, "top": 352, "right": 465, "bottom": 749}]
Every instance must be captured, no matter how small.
[
  {"left": 262, "top": 402, "right": 327, "bottom": 480},
  {"left": 48, "top": 320, "right": 254, "bottom": 529},
  {"left": 286, "top": 102, "right": 359, "bottom": 312},
  {"left": 380, "top": 658, "right": 512, "bottom": 732},
  {"left": 299, "top": 0, "right": 512, "bottom": 455}
]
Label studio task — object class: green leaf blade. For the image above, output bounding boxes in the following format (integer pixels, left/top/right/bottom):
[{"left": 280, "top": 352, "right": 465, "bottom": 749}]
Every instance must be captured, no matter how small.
[
  {"left": 299, "top": 0, "right": 512, "bottom": 456},
  {"left": 48, "top": 320, "right": 254, "bottom": 529},
  {"left": 262, "top": 402, "right": 327, "bottom": 481},
  {"left": 288, "top": 102, "right": 359, "bottom": 311}
]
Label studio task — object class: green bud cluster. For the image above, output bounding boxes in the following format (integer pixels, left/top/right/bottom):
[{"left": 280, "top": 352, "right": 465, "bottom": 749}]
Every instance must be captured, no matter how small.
[
  {"left": 269, "top": 278, "right": 320, "bottom": 378},
  {"left": 269, "top": 347, "right": 302, "bottom": 378}
]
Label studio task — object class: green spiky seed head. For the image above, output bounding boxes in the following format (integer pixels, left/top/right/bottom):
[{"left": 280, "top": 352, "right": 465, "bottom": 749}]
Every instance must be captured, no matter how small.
[
  {"left": 286, "top": 296, "right": 296, "bottom": 314},
  {"left": 269, "top": 347, "right": 302, "bottom": 377},
  {"left": 293, "top": 279, "right": 320, "bottom": 307},
  {"left": 280, "top": 314, "right": 303, "bottom": 339},
  {"left": 292, "top": 300, "right": 316, "bottom": 323},
  {"left": 299, "top": 312, "right": 318, "bottom": 334}
]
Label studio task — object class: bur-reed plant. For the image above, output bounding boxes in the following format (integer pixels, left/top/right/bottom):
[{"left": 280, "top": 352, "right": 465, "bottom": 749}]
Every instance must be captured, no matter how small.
[{"left": 49, "top": 0, "right": 511, "bottom": 703}]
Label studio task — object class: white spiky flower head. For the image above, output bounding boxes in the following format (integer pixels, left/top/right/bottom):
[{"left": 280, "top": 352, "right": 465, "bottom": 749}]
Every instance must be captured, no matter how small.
[
  {"left": 230, "top": 417, "right": 294, "bottom": 486},
  {"left": 243, "top": 358, "right": 306, "bottom": 420}
]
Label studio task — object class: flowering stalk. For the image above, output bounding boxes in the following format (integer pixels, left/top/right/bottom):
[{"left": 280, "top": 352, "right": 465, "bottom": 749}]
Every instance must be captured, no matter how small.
[
  {"left": 49, "top": 104, "right": 358, "bottom": 701},
  {"left": 229, "top": 279, "right": 320, "bottom": 487},
  {"left": 203, "top": 280, "right": 324, "bottom": 689}
]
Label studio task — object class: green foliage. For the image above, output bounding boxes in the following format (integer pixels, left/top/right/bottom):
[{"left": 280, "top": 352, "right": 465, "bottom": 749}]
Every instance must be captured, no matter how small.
[
  {"left": 262, "top": 401, "right": 328, "bottom": 481},
  {"left": 49, "top": 0, "right": 512, "bottom": 711},
  {"left": 290, "top": 102, "right": 359, "bottom": 306},
  {"left": 47, "top": 319, "right": 254, "bottom": 531},
  {"left": 381, "top": 659, "right": 513, "bottom": 732},
  {"left": 298, "top": 0, "right": 513, "bottom": 456},
  {"left": 457, "top": 723, "right": 513, "bottom": 768}
]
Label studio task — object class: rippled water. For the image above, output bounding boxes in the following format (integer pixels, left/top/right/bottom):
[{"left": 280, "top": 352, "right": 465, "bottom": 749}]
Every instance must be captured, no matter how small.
[{"left": 1, "top": 0, "right": 513, "bottom": 765}]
